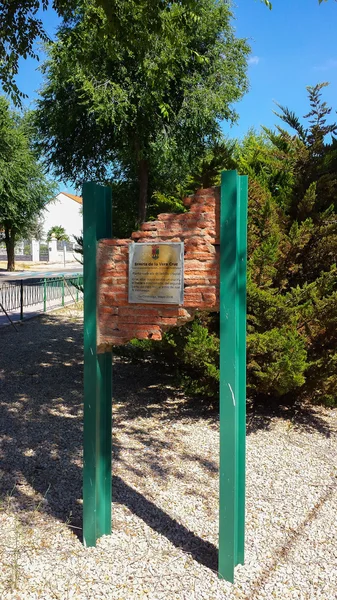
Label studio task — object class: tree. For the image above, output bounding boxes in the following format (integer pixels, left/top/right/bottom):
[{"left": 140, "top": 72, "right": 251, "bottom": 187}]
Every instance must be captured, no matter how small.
[
  {"left": 142, "top": 83, "right": 337, "bottom": 406},
  {"left": 235, "top": 85, "right": 337, "bottom": 402},
  {"left": 0, "top": 0, "right": 279, "bottom": 105},
  {"left": 0, "top": 98, "right": 56, "bottom": 271},
  {"left": 30, "top": 217, "right": 45, "bottom": 241},
  {"left": 0, "top": 1, "right": 77, "bottom": 104},
  {"left": 46, "top": 225, "right": 69, "bottom": 242},
  {"left": 34, "top": 0, "right": 249, "bottom": 225}
]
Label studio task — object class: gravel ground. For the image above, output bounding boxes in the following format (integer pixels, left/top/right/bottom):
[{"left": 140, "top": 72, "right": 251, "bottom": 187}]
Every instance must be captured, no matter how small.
[{"left": 0, "top": 308, "right": 336, "bottom": 600}]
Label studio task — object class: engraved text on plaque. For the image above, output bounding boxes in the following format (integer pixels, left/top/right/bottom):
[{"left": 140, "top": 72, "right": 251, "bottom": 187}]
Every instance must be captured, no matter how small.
[{"left": 128, "top": 242, "right": 184, "bottom": 304}]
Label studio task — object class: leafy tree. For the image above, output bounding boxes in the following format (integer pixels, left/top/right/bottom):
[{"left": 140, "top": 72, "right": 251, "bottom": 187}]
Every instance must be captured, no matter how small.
[
  {"left": 0, "top": 0, "right": 278, "bottom": 105},
  {"left": 265, "top": 82, "right": 337, "bottom": 218},
  {"left": 0, "top": 1, "right": 78, "bottom": 104},
  {"left": 46, "top": 225, "right": 69, "bottom": 241},
  {"left": 243, "top": 84, "right": 337, "bottom": 402},
  {"left": 30, "top": 216, "right": 45, "bottom": 240},
  {"left": 34, "top": 0, "right": 249, "bottom": 225},
  {"left": 0, "top": 97, "right": 55, "bottom": 270}
]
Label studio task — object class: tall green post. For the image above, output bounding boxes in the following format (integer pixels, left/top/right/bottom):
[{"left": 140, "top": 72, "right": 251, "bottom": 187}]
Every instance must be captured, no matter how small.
[
  {"left": 43, "top": 278, "right": 47, "bottom": 313},
  {"left": 236, "top": 175, "right": 248, "bottom": 565},
  {"left": 219, "top": 171, "right": 247, "bottom": 581},
  {"left": 83, "top": 182, "right": 113, "bottom": 547}
]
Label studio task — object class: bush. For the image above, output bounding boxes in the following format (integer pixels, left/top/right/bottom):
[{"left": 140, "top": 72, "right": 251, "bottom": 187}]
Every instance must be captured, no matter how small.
[
  {"left": 144, "top": 85, "right": 337, "bottom": 406},
  {"left": 247, "top": 327, "right": 307, "bottom": 396}
]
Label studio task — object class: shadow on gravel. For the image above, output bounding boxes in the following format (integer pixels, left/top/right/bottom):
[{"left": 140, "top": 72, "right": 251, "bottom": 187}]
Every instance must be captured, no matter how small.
[
  {"left": 0, "top": 315, "right": 85, "bottom": 531},
  {"left": 112, "top": 355, "right": 220, "bottom": 425},
  {"left": 0, "top": 313, "right": 333, "bottom": 572},
  {"left": 0, "top": 314, "right": 218, "bottom": 573},
  {"left": 113, "top": 354, "right": 334, "bottom": 438},
  {"left": 246, "top": 399, "right": 333, "bottom": 438},
  {"left": 113, "top": 475, "right": 218, "bottom": 572}
]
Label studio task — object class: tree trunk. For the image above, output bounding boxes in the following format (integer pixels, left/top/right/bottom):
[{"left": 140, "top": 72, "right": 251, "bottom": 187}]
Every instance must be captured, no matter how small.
[
  {"left": 5, "top": 228, "right": 15, "bottom": 271},
  {"left": 138, "top": 158, "right": 149, "bottom": 225}
]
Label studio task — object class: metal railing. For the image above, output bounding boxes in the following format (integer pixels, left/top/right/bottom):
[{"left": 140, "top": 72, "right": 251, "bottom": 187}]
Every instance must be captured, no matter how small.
[{"left": 0, "top": 274, "right": 83, "bottom": 321}]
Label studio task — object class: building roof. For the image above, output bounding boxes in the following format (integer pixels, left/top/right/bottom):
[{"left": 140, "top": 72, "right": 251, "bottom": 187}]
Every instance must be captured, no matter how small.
[{"left": 61, "top": 192, "right": 83, "bottom": 204}]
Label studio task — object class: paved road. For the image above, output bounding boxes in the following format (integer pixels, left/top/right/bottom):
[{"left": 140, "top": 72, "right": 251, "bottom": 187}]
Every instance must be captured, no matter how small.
[{"left": 0, "top": 265, "right": 82, "bottom": 282}]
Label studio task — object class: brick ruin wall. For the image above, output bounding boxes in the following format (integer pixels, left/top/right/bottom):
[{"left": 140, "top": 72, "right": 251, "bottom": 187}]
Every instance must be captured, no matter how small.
[{"left": 97, "top": 187, "right": 220, "bottom": 351}]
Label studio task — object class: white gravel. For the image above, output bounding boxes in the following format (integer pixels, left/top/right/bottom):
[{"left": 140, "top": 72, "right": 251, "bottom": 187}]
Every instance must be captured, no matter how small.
[{"left": 0, "top": 309, "right": 336, "bottom": 599}]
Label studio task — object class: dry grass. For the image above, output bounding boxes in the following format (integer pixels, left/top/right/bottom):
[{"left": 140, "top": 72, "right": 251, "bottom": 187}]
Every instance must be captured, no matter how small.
[
  {"left": 0, "top": 262, "right": 36, "bottom": 271},
  {"left": 0, "top": 308, "right": 336, "bottom": 599}
]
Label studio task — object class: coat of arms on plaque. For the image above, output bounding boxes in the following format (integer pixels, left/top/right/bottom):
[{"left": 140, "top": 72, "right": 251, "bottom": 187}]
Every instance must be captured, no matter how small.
[{"left": 152, "top": 245, "right": 160, "bottom": 260}]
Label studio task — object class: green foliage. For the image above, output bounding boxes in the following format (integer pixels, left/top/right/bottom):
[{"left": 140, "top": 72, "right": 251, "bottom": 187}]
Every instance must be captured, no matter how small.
[
  {"left": 245, "top": 84, "right": 337, "bottom": 403},
  {"left": 34, "top": 0, "right": 249, "bottom": 225},
  {"left": 29, "top": 217, "right": 45, "bottom": 241},
  {"left": 168, "top": 318, "right": 220, "bottom": 397},
  {"left": 1, "top": 0, "right": 282, "bottom": 107},
  {"left": 150, "top": 191, "right": 186, "bottom": 218},
  {"left": 147, "top": 83, "right": 337, "bottom": 406},
  {"left": 247, "top": 326, "right": 307, "bottom": 396},
  {"left": 128, "top": 314, "right": 220, "bottom": 399},
  {"left": 0, "top": 0, "right": 80, "bottom": 105},
  {"left": 0, "top": 97, "right": 56, "bottom": 270},
  {"left": 295, "top": 266, "right": 337, "bottom": 403},
  {"left": 46, "top": 225, "right": 69, "bottom": 242},
  {"left": 0, "top": 1, "right": 330, "bottom": 105},
  {"left": 183, "top": 140, "right": 238, "bottom": 193}
]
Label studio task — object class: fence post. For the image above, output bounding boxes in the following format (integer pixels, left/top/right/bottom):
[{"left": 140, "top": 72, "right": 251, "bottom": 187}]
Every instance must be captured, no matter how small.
[
  {"left": 43, "top": 278, "right": 47, "bottom": 312},
  {"left": 62, "top": 276, "right": 65, "bottom": 307},
  {"left": 76, "top": 276, "right": 79, "bottom": 302},
  {"left": 48, "top": 237, "right": 58, "bottom": 263},
  {"left": 31, "top": 240, "right": 39, "bottom": 263},
  {"left": 20, "top": 280, "right": 24, "bottom": 320}
]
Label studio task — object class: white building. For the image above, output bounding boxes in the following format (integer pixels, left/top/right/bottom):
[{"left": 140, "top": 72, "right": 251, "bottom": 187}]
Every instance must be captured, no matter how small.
[{"left": 42, "top": 192, "right": 83, "bottom": 242}]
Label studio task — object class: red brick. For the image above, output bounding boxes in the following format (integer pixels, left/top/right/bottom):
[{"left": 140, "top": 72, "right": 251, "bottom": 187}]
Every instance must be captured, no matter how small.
[
  {"left": 157, "top": 214, "right": 173, "bottom": 222},
  {"left": 160, "top": 317, "right": 178, "bottom": 325},
  {"left": 202, "top": 293, "right": 216, "bottom": 303},
  {"left": 99, "top": 306, "right": 119, "bottom": 315},
  {"left": 104, "top": 238, "right": 130, "bottom": 246},
  {"left": 140, "top": 221, "right": 165, "bottom": 231},
  {"left": 158, "top": 307, "right": 180, "bottom": 317},
  {"left": 183, "top": 293, "right": 202, "bottom": 303},
  {"left": 118, "top": 307, "right": 159, "bottom": 318},
  {"left": 131, "top": 231, "right": 157, "bottom": 239},
  {"left": 97, "top": 186, "right": 221, "bottom": 345}
]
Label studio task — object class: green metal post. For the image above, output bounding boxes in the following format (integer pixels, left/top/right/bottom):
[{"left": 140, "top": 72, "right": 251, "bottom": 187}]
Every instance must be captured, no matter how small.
[
  {"left": 83, "top": 182, "right": 112, "bottom": 547},
  {"left": 219, "top": 170, "right": 247, "bottom": 582},
  {"left": 76, "top": 277, "right": 79, "bottom": 303},
  {"left": 20, "top": 280, "right": 24, "bottom": 320},
  {"left": 219, "top": 171, "right": 238, "bottom": 582},
  {"left": 62, "top": 276, "right": 65, "bottom": 307},
  {"left": 43, "top": 278, "right": 47, "bottom": 312},
  {"left": 236, "top": 175, "right": 248, "bottom": 565}
]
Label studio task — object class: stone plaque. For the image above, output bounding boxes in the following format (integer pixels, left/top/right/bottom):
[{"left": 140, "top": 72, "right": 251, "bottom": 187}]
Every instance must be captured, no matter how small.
[{"left": 129, "top": 242, "right": 184, "bottom": 304}]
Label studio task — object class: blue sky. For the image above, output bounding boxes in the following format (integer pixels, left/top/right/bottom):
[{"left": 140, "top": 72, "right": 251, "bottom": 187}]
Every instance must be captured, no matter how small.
[
  {"left": 227, "top": 0, "right": 337, "bottom": 137},
  {"left": 12, "top": 0, "right": 337, "bottom": 191}
]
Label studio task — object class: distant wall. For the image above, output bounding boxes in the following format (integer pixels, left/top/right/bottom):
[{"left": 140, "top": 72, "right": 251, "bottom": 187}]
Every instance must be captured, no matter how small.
[
  {"left": 97, "top": 187, "right": 220, "bottom": 351},
  {"left": 43, "top": 194, "right": 82, "bottom": 241},
  {"left": 48, "top": 238, "right": 79, "bottom": 263}
]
